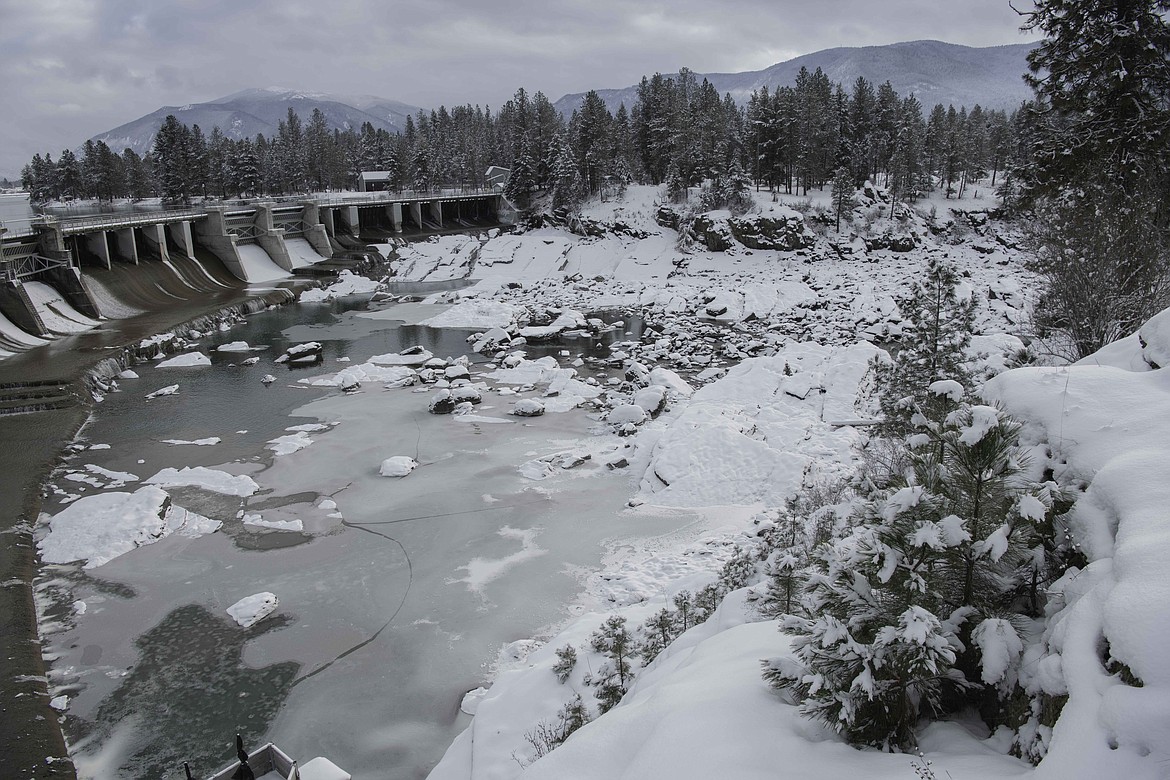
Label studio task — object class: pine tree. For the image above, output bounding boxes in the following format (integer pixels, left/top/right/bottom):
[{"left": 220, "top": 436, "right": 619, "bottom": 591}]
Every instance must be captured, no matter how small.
[
  {"left": 122, "top": 149, "right": 152, "bottom": 201},
  {"left": 549, "top": 134, "right": 582, "bottom": 212},
  {"left": 56, "top": 149, "right": 82, "bottom": 199},
  {"left": 638, "top": 608, "right": 678, "bottom": 665},
  {"left": 1020, "top": 0, "right": 1170, "bottom": 359},
  {"left": 588, "top": 615, "right": 636, "bottom": 713},
  {"left": 830, "top": 166, "right": 852, "bottom": 232},
  {"left": 1022, "top": 0, "right": 1170, "bottom": 202},
  {"left": 874, "top": 256, "right": 976, "bottom": 437},
  {"left": 153, "top": 114, "right": 190, "bottom": 203},
  {"left": 552, "top": 644, "right": 577, "bottom": 683},
  {"left": 764, "top": 387, "right": 1055, "bottom": 750}
]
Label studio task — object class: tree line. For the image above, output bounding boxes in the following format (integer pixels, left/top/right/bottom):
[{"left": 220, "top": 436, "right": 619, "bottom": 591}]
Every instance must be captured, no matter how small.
[{"left": 19, "top": 67, "right": 1029, "bottom": 210}]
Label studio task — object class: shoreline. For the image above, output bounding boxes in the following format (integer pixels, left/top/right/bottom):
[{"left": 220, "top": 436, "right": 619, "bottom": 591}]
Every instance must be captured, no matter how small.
[{"left": 0, "top": 284, "right": 305, "bottom": 780}]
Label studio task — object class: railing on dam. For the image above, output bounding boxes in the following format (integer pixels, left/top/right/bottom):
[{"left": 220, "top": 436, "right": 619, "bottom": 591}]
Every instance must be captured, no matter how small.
[
  {"left": 315, "top": 188, "right": 499, "bottom": 207},
  {"left": 50, "top": 207, "right": 210, "bottom": 235}
]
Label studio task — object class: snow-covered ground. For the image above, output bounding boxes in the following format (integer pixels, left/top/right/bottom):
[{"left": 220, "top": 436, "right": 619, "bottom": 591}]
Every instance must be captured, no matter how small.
[{"left": 43, "top": 181, "right": 1152, "bottom": 780}]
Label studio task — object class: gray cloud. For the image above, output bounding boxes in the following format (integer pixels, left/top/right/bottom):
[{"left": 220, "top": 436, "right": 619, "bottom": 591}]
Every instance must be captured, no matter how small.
[{"left": 0, "top": 0, "right": 1035, "bottom": 177}]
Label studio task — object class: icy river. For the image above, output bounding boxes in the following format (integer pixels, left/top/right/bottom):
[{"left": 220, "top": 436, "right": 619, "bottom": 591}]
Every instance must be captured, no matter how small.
[{"left": 34, "top": 290, "right": 702, "bottom": 779}]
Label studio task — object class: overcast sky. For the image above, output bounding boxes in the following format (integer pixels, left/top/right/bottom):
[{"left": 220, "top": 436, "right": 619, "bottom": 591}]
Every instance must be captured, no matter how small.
[{"left": 0, "top": 0, "right": 1036, "bottom": 178}]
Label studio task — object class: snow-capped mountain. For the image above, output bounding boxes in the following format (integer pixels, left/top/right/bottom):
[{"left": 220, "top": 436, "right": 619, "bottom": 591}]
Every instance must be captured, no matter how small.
[
  {"left": 89, "top": 87, "right": 422, "bottom": 157},
  {"left": 554, "top": 40, "right": 1037, "bottom": 116}
]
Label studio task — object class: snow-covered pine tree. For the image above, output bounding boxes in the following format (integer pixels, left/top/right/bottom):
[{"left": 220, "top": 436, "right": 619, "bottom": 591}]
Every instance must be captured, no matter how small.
[
  {"left": 588, "top": 615, "right": 636, "bottom": 713},
  {"left": 664, "top": 160, "right": 687, "bottom": 204},
  {"left": 874, "top": 255, "right": 976, "bottom": 437},
  {"left": 764, "top": 384, "right": 1056, "bottom": 750},
  {"left": 638, "top": 608, "right": 678, "bottom": 664},
  {"left": 550, "top": 134, "right": 582, "bottom": 212},
  {"left": 831, "top": 166, "right": 852, "bottom": 232}
]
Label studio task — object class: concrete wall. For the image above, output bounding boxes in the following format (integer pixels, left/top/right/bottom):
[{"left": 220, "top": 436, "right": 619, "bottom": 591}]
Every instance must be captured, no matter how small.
[
  {"left": 83, "top": 232, "right": 112, "bottom": 270},
  {"left": 111, "top": 228, "right": 139, "bottom": 264},
  {"left": 428, "top": 201, "right": 443, "bottom": 228},
  {"left": 252, "top": 204, "right": 294, "bottom": 272},
  {"left": 139, "top": 224, "right": 170, "bottom": 262},
  {"left": 193, "top": 207, "right": 248, "bottom": 281},
  {"left": 166, "top": 221, "right": 196, "bottom": 261}
]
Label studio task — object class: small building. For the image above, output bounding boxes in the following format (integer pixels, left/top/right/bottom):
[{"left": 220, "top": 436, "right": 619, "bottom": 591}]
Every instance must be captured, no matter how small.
[
  {"left": 485, "top": 166, "right": 510, "bottom": 191},
  {"left": 358, "top": 171, "right": 394, "bottom": 192}
]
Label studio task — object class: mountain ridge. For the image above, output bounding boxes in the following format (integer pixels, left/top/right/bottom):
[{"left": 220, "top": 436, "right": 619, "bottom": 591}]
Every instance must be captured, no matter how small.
[
  {"left": 553, "top": 39, "right": 1038, "bottom": 116},
  {"left": 89, "top": 88, "right": 422, "bottom": 159},
  {"left": 87, "top": 39, "right": 1039, "bottom": 158}
]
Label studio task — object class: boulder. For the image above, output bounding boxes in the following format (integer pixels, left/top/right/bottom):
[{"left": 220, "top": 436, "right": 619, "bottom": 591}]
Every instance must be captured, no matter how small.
[
  {"left": 727, "top": 212, "right": 815, "bottom": 251},
  {"left": 511, "top": 398, "right": 546, "bottom": 417},
  {"left": 379, "top": 456, "right": 417, "bottom": 477},
  {"left": 428, "top": 390, "right": 456, "bottom": 414}
]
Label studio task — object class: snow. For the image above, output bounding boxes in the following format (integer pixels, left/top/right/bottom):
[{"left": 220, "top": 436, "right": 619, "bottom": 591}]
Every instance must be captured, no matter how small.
[
  {"left": 981, "top": 321, "right": 1170, "bottom": 779},
  {"left": 267, "top": 431, "right": 316, "bottom": 456},
  {"left": 450, "top": 526, "right": 546, "bottom": 595},
  {"left": 235, "top": 243, "right": 291, "bottom": 283},
  {"left": 419, "top": 300, "right": 520, "bottom": 330},
  {"left": 144, "top": 466, "right": 259, "bottom": 496},
  {"left": 300, "top": 362, "right": 417, "bottom": 388},
  {"left": 38, "top": 486, "right": 221, "bottom": 568},
  {"left": 285, "top": 237, "right": 328, "bottom": 266},
  {"left": 1137, "top": 305, "right": 1170, "bottom": 369},
  {"left": 21, "top": 281, "right": 101, "bottom": 335},
  {"left": 243, "top": 514, "right": 304, "bottom": 532},
  {"left": 161, "top": 437, "right": 221, "bottom": 446},
  {"left": 973, "top": 618, "right": 1024, "bottom": 686},
  {"left": 379, "top": 456, "right": 417, "bottom": 477},
  {"left": 216, "top": 341, "right": 256, "bottom": 352},
  {"left": 299, "top": 270, "right": 382, "bottom": 302},
  {"left": 226, "top": 592, "right": 279, "bottom": 628},
  {"left": 0, "top": 307, "right": 50, "bottom": 348},
  {"left": 156, "top": 351, "right": 211, "bottom": 368},
  {"left": 393, "top": 235, "right": 480, "bottom": 281},
  {"left": 434, "top": 600, "right": 1030, "bottom": 780},
  {"left": 637, "top": 343, "right": 881, "bottom": 507},
  {"left": 145, "top": 384, "right": 179, "bottom": 399}
]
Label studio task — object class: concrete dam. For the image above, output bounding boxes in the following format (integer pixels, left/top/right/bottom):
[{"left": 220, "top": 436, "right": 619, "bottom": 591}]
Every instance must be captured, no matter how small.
[{"left": 0, "top": 191, "right": 503, "bottom": 355}]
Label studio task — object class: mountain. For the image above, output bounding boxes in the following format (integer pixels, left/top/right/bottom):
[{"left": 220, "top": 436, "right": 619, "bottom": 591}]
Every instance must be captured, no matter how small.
[
  {"left": 554, "top": 40, "right": 1038, "bottom": 117},
  {"left": 90, "top": 87, "right": 423, "bottom": 157}
]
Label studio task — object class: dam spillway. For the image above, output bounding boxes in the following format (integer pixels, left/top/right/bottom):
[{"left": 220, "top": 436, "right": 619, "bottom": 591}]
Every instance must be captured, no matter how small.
[{"left": 0, "top": 190, "right": 504, "bottom": 355}]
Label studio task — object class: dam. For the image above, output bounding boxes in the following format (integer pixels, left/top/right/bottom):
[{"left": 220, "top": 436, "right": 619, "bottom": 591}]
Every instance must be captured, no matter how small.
[{"left": 0, "top": 190, "right": 503, "bottom": 354}]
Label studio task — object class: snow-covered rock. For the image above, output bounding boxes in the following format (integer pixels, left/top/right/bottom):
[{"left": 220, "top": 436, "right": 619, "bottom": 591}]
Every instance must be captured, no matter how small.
[
  {"left": 226, "top": 592, "right": 279, "bottom": 628},
  {"left": 1138, "top": 306, "right": 1170, "bottom": 369},
  {"left": 511, "top": 399, "right": 545, "bottom": 417},
  {"left": 157, "top": 352, "right": 211, "bottom": 368},
  {"left": 145, "top": 384, "right": 180, "bottom": 399},
  {"left": 379, "top": 456, "right": 417, "bottom": 477}
]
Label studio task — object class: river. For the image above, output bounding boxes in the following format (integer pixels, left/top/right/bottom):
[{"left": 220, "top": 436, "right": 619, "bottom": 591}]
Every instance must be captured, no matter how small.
[{"left": 33, "top": 290, "right": 700, "bottom": 779}]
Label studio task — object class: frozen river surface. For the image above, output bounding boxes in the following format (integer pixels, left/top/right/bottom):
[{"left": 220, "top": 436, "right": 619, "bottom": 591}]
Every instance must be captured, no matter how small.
[{"left": 37, "top": 295, "right": 696, "bottom": 779}]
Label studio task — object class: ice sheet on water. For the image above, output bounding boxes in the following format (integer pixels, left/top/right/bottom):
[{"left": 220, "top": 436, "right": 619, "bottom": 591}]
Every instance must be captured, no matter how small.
[
  {"left": 38, "top": 486, "right": 221, "bottom": 568},
  {"left": 145, "top": 466, "right": 259, "bottom": 496}
]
